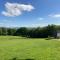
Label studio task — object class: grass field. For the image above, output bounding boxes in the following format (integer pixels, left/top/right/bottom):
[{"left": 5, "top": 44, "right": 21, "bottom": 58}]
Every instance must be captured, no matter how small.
[{"left": 0, "top": 36, "right": 60, "bottom": 60}]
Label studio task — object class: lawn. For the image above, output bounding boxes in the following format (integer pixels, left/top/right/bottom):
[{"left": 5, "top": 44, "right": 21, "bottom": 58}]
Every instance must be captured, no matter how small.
[{"left": 0, "top": 36, "right": 60, "bottom": 60}]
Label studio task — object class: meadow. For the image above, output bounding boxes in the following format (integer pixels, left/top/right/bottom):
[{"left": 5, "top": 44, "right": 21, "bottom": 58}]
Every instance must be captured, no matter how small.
[{"left": 0, "top": 36, "right": 60, "bottom": 60}]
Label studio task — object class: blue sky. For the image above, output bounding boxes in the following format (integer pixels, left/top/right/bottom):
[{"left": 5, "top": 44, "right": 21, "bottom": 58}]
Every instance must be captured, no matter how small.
[{"left": 0, "top": 0, "right": 60, "bottom": 27}]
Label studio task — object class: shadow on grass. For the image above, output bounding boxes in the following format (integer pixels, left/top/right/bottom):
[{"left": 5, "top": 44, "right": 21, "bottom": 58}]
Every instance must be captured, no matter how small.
[{"left": 10, "top": 57, "right": 34, "bottom": 60}]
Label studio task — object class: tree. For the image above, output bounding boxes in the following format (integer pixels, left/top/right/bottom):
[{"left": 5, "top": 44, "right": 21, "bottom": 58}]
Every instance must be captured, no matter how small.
[
  {"left": 7, "top": 28, "right": 16, "bottom": 35},
  {"left": 1, "top": 27, "right": 8, "bottom": 35},
  {"left": 15, "top": 27, "right": 28, "bottom": 37},
  {"left": 46, "top": 25, "right": 57, "bottom": 37}
]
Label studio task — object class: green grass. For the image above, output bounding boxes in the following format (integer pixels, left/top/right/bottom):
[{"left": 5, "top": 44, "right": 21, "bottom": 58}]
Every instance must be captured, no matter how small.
[{"left": 0, "top": 36, "right": 60, "bottom": 60}]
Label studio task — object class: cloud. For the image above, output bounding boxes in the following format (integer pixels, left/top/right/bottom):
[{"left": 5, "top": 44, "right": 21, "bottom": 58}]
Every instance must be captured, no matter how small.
[
  {"left": 2, "top": 2, "right": 34, "bottom": 17},
  {"left": 38, "top": 17, "right": 44, "bottom": 20},
  {"left": 49, "top": 14, "right": 60, "bottom": 18}
]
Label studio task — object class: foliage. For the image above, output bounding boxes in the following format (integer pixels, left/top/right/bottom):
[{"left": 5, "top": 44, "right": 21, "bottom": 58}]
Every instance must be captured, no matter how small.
[
  {"left": 0, "top": 27, "right": 17, "bottom": 36},
  {"left": 15, "top": 25, "right": 57, "bottom": 38},
  {"left": 0, "top": 24, "right": 60, "bottom": 38}
]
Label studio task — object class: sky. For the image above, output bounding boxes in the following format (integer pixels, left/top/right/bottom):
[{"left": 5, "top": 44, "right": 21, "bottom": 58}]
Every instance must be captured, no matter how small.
[{"left": 0, "top": 0, "right": 60, "bottom": 27}]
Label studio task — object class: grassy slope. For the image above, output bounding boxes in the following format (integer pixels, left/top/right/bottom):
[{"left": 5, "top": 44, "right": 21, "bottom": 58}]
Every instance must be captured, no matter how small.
[{"left": 0, "top": 36, "right": 60, "bottom": 60}]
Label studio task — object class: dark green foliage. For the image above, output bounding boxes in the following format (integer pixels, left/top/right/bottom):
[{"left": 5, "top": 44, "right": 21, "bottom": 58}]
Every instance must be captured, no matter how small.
[
  {"left": 1, "top": 27, "right": 8, "bottom": 35},
  {"left": 46, "top": 25, "right": 57, "bottom": 37},
  {"left": 0, "top": 27, "right": 17, "bottom": 36},
  {"left": 15, "top": 25, "right": 57, "bottom": 38},
  {"left": 15, "top": 27, "right": 28, "bottom": 37},
  {"left": 0, "top": 24, "right": 59, "bottom": 38},
  {"left": 7, "top": 28, "right": 16, "bottom": 35}
]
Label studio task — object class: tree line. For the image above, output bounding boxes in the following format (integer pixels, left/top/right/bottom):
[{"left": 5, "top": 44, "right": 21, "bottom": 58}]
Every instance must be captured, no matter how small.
[
  {"left": 0, "top": 25, "right": 60, "bottom": 38},
  {"left": 0, "top": 27, "right": 16, "bottom": 36}
]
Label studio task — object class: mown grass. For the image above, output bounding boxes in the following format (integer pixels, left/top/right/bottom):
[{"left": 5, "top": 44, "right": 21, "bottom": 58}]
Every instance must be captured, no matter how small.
[{"left": 0, "top": 36, "right": 60, "bottom": 60}]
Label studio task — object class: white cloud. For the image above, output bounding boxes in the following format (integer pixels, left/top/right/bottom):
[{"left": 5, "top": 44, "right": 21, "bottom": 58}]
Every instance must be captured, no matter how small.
[
  {"left": 49, "top": 14, "right": 60, "bottom": 18},
  {"left": 2, "top": 2, "right": 34, "bottom": 17},
  {"left": 38, "top": 17, "right": 44, "bottom": 20}
]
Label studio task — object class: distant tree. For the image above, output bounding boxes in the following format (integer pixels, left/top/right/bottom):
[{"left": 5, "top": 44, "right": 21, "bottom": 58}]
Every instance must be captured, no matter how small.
[
  {"left": 1, "top": 27, "right": 8, "bottom": 35},
  {"left": 15, "top": 25, "right": 57, "bottom": 38},
  {"left": 7, "top": 28, "right": 16, "bottom": 35},
  {"left": 0, "top": 28, "right": 2, "bottom": 35},
  {"left": 15, "top": 27, "right": 28, "bottom": 37},
  {"left": 46, "top": 25, "right": 57, "bottom": 37},
  {"left": 0, "top": 24, "right": 58, "bottom": 38}
]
